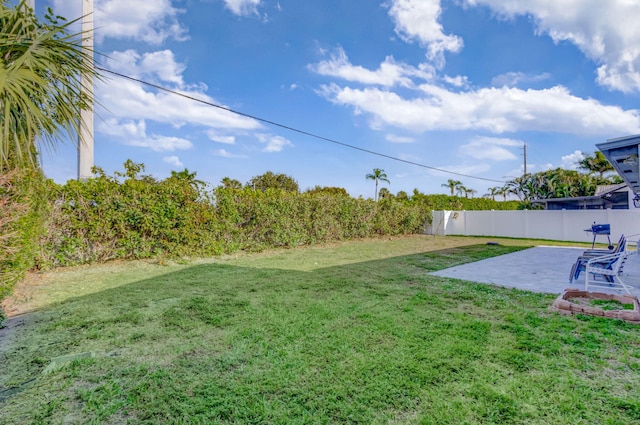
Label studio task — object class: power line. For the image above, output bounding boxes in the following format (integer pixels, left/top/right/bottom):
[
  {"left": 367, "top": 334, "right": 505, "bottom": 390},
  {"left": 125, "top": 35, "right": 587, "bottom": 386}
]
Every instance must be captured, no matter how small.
[{"left": 96, "top": 66, "right": 507, "bottom": 184}]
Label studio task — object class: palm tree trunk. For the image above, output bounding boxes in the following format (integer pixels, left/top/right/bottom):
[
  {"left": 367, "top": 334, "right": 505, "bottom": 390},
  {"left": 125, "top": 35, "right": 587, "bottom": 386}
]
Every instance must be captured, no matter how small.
[{"left": 375, "top": 180, "right": 379, "bottom": 201}]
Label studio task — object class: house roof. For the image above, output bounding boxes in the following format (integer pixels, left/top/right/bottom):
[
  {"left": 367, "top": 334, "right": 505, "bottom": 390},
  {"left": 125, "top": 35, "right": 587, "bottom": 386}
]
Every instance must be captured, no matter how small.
[
  {"left": 594, "top": 183, "right": 628, "bottom": 196},
  {"left": 597, "top": 135, "right": 640, "bottom": 195}
]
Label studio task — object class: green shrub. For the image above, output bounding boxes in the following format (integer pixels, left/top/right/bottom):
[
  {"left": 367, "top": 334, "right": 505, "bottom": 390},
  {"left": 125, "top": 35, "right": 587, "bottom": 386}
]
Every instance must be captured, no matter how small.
[
  {"left": 0, "top": 168, "right": 48, "bottom": 317},
  {"left": 39, "top": 163, "right": 429, "bottom": 267}
]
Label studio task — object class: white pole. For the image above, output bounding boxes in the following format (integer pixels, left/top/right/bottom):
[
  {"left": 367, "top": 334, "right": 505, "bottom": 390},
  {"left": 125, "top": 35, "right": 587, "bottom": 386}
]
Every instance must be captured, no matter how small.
[
  {"left": 25, "top": 0, "right": 34, "bottom": 10},
  {"left": 78, "top": 0, "right": 94, "bottom": 180}
]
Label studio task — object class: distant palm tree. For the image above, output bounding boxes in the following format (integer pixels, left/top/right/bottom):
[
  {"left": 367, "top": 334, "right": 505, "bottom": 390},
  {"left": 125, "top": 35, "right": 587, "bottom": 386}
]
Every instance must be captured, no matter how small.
[
  {"left": 441, "top": 179, "right": 462, "bottom": 196},
  {"left": 170, "top": 168, "right": 205, "bottom": 189},
  {"left": 0, "top": 3, "right": 99, "bottom": 170},
  {"left": 497, "top": 186, "right": 509, "bottom": 201},
  {"left": 378, "top": 187, "right": 392, "bottom": 200},
  {"left": 484, "top": 186, "right": 501, "bottom": 201},
  {"left": 365, "top": 168, "right": 390, "bottom": 201},
  {"left": 220, "top": 176, "right": 242, "bottom": 189}
]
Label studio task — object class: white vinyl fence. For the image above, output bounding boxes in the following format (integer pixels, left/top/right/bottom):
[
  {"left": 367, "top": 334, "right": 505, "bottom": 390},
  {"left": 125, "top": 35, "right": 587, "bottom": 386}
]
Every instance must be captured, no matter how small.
[{"left": 429, "top": 209, "right": 640, "bottom": 245}]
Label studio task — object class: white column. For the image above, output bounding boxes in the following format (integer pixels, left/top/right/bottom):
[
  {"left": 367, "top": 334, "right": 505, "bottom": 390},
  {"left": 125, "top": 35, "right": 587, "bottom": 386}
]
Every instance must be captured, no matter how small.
[{"left": 78, "top": 0, "right": 94, "bottom": 180}]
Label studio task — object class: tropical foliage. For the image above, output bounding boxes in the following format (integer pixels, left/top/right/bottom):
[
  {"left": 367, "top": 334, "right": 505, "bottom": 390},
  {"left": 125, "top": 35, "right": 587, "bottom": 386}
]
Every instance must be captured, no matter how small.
[
  {"left": 444, "top": 151, "right": 620, "bottom": 207},
  {"left": 0, "top": 1, "right": 97, "bottom": 169},
  {"left": 503, "top": 167, "right": 621, "bottom": 204},
  {"left": 578, "top": 151, "right": 615, "bottom": 178}
]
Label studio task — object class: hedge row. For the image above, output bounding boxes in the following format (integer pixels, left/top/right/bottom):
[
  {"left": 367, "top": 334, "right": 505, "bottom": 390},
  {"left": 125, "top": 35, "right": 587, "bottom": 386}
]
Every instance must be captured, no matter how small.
[
  {"left": 38, "top": 175, "right": 429, "bottom": 268},
  {"left": 409, "top": 192, "right": 521, "bottom": 211}
]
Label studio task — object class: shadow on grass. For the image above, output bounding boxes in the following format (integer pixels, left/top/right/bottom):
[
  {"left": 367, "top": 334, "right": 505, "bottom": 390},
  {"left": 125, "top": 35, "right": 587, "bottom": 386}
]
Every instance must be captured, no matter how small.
[{"left": 3, "top": 243, "right": 640, "bottom": 424}]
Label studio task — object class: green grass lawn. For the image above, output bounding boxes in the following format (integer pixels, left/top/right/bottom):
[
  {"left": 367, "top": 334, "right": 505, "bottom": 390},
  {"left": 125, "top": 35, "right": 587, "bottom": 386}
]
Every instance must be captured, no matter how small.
[{"left": 2, "top": 235, "right": 640, "bottom": 424}]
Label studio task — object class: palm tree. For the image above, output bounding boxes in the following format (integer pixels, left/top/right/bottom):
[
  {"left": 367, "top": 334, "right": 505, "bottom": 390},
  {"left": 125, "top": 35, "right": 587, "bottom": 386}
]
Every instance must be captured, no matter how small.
[
  {"left": 484, "top": 186, "right": 501, "bottom": 201},
  {"left": 464, "top": 188, "right": 477, "bottom": 198},
  {"left": 497, "top": 186, "right": 509, "bottom": 201},
  {"left": 170, "top": 168, "right": 205, "bottom": 189},
  {"left": 0, "top": 2, "right": 98, "bottom": 170},
  {"left": 220, "top": 177, "right": 242, "bottom": 189},
  {"left": 577, "top": 151, "right": 614, "bottom": 179},
  {"left": 365, "top": 168, "right": 390, "bottom": 201},
  {"left": 441, "top": 179, "right": 462, "bottom": 196}
]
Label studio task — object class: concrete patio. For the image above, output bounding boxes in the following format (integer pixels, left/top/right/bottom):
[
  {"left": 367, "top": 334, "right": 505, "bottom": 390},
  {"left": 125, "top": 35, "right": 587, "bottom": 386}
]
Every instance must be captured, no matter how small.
[{"left": 430, "top": 246, "right": 640, "bottom": 297}]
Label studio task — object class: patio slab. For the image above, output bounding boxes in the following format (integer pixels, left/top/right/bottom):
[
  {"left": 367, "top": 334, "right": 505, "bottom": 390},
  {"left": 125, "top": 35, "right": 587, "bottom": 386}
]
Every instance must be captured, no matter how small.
[{"left": 430, "top": 246, "right": 640, "bottom": 296}]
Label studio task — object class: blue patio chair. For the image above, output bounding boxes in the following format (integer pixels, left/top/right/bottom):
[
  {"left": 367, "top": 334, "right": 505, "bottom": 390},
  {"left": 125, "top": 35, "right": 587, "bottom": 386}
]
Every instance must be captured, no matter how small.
[
  {"left": 585, "top": 251, "right": 632, "bottom": 294},
  {"left": 569, "top": 235, "right": 626, "bottom": 282}
]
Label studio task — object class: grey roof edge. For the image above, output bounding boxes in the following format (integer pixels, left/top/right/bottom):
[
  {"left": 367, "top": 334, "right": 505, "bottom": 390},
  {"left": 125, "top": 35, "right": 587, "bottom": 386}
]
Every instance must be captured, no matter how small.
[{"left": 597, "top": 134, "right": 640, "bottom": 150}]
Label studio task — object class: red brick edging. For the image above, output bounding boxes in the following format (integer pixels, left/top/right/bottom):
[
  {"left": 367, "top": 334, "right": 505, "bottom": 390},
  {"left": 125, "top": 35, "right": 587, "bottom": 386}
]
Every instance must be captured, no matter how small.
[{"left": 552, "top": 288, "right": 640, "bottom": 324}]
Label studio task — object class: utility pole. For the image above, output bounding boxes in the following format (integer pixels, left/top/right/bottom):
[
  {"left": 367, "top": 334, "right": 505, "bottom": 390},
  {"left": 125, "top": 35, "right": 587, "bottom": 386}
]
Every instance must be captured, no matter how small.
[
  {"left": 78, "top": 0, "right": 94, "bottom": 180},
  {"left": 523, "top": 143, "right": 527, "bottom": 176}
]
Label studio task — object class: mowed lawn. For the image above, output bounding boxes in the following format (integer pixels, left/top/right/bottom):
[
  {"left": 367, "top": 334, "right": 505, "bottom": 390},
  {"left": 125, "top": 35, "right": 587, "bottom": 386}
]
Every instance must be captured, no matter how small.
[{"left": 2, "top": 235, "right": 640, "bottom": 424}]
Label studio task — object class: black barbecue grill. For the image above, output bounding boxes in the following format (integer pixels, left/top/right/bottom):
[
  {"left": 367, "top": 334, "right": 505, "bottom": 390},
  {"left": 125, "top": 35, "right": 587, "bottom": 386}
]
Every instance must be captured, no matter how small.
[{"left": 584, "top": 223, "right": 612, "bottom": 249}]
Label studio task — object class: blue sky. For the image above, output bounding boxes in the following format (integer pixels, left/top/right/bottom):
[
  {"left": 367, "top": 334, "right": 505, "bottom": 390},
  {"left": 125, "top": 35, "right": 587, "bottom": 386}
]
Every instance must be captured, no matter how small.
[{"left": 34, "top": 0, "right": 640, "bottom": 198}]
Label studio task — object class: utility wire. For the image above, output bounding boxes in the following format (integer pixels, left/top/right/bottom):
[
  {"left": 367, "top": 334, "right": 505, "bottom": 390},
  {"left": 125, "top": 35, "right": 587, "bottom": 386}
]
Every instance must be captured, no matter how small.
[{"left": 97, "top": 66, "right": 507, "bottom": 184}]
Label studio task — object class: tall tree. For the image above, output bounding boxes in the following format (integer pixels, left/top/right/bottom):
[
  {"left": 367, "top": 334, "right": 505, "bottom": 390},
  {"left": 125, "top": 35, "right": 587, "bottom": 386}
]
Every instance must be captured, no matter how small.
[
  {"left": 378, "top": 187, "right": 392, "bottom": 200},
  {"left": 305, "top": 185, "right": 349, "bottom": 196},
  {"left": 169, "top": 168, "right": 205, "bottom": 189},
  {"left": 220, "top": 177, "right": 242, "bottom": 189},
  {"left": 247, "top": 171, "right": 299, "bottom": 192},
  {"left": 0, "top": 2, "right": 98, "bottom": 170},
  {"left": 441, "top": 179, "right": 462, "bottom": 196},
  {"left": 577, "top": 151, "right": 614, "bottom": 179},
  {"left": 365, "top": 168, "right": 390, "bottom": 201}
]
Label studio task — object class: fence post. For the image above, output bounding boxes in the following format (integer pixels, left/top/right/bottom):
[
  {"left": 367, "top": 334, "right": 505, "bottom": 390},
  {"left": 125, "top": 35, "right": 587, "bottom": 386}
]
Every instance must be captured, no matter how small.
[{"left": 491, "top": 210, "right": 496, "bottom": 236}]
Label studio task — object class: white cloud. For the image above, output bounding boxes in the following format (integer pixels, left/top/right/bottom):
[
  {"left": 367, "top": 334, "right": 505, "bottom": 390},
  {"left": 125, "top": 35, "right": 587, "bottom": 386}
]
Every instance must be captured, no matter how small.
[
  {"left": 257, "top": 134, "right": 293, "bottom": 152},
  {"left": 460, "top": 136, "right": 522, "bottom": 161},
  {"left": 105, "top": 50, "right": 186, "bottom": 86},
  {"left": 98, "top": 118, "right": 193, "bottom": 151},
  {"left": 318, "top": 83, "right": 640, "bottom": 136},
  {"left": 206, "top": 130, "right": 236, "bottom": 144},
  {"left": 223, "top": 0, "right": 261, "bottom": 16},
  {"left": 443, "top": 75, "right": 469, "bottom": 88},
  {"left": 164, "top": 155, "right": 184, "bottom": 168},
  {"left": 386, "top": 0, "right": 463, "bottom": 66},
  {"left": 212, "top": 149, "right": 245, "bottom": 158},
  {"left": 491, "top": 72, "right": 551, "bottom": 88},
  {"left": 386, "top": 134, "right": 416, "bottom": 143},
  {"left": 309, "top": 47, "right": 434, "bottom": 87},
  {"left": 464, "top": 0, "right": 640, "bottom": 92},
  {"left": 52, "top": 0, "right": 187, "bottom": 45},
  {"left": 561, "top": 150, "right": 585, "bottom": 170},
  {"left": 97, "top": 50, "right": 261, "bottom": 131}
]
